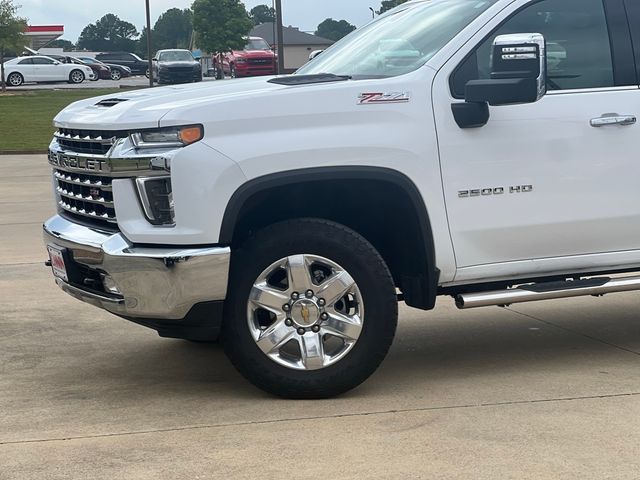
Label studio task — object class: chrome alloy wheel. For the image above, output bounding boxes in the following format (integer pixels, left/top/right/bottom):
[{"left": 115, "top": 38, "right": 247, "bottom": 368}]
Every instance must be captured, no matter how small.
[
  {"left": 247, "top": 254, "right": 364, "bottom": 371},
  {"left": 70, "top": 70, "right": 84, "bottom": 83},
  {"left": 8, "top": 73, "right": 22, "bottom": 86}
]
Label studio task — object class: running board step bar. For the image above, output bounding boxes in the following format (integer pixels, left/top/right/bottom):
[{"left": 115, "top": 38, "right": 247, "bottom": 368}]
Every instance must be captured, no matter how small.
[{"left": 455, "top": 275, "right": 640, "bottom": 309}]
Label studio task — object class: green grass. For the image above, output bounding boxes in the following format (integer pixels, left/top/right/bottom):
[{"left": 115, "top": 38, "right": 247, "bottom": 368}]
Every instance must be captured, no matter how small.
[{"left": 0, "top": 89, "right": 133, "bottom": 153}]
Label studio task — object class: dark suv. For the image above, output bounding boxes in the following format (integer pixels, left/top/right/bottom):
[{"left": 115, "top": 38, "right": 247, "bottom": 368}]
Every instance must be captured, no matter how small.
[
  {"left": 95, "top": 52, "right": 148, "bottom": 76},
  {"left": 152, "top": 49, "right": 202, "bottom": 85}
]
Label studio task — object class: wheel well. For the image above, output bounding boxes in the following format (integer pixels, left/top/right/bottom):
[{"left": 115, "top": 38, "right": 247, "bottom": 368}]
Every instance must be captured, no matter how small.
[{"left": 221, "top": 167, "right": 439, "bottom": 310}]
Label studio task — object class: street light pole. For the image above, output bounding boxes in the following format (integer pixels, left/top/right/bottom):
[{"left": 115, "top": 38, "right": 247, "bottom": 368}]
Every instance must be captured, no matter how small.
[
  {"left": 145, "top": 0, "right": 153, "bottom": 88},
  {"left": 274, "top": 0, "right": 285, "bottom": 74}
]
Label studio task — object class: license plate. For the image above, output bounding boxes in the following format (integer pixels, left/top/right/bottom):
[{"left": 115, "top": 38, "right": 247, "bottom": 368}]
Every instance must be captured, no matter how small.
[{"left": 47, "top": 245, "right": 68, "bottom": 282}]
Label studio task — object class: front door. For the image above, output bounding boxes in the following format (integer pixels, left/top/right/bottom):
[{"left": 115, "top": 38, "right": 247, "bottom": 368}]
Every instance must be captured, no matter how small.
[{"left": 433, "top": 0, "right": 639, "bottom": 278}]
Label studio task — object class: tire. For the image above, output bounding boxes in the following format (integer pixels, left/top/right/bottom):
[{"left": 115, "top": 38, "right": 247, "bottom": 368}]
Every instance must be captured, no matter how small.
[
  {"left": 223, "top": 218, "right": 398, "bottom": 399},
  {"left": 69, "top": 69, "right": 85, "bottom": 84},
  {"left": 6, "top": 72, "right": 23, "bottom": 87},
  {"left": 110, "top": 69, "right": 121, "bottom": 81},
  {"left": 145, "top": 69, "right": 150, "bottom": 78},
  {"left": 90, "top": 73, "right": 99, "bottom": 82}
]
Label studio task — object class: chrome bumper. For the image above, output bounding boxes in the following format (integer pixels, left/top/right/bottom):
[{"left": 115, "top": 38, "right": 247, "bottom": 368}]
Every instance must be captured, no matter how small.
[{"left": 43, "top": 215, "right": 230, "bottom": 320}]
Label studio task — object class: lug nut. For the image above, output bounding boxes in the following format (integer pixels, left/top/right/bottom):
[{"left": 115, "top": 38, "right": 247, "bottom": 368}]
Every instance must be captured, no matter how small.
[
  {"left": 318, "top": 298, "right": 326, "bottom": 306},
  {"left": 311, "top": 325, "right": 320, "bottom": 333},
  {"left": 320, "top": 312, "right": 329, "bottom": 321},
  {"left": 297, "top": 327, "right": 306, "bottom": 335},
  {"left": 285, "top": 319, "right": 293, "bottom": 327},
  {"left": 291, "top": 292, "right": 299, "bottom": 300},
  {"left": 283, "top": 304, "right": 291, "bottom": 312},
  {"left": 305, "top": 289, "right": 314, "bottom": 298}
]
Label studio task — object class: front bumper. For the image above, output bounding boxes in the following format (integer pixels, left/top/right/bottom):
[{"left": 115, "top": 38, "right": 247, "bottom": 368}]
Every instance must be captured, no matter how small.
[{"left": 43, "top": 215, "right": 230, "bottom": 320}]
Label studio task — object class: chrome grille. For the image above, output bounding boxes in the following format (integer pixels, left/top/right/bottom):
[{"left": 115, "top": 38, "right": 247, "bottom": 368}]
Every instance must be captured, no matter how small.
[
  {"left": 55, "top": 128, "right": 129, "bottom": 155},
  {"left": 53, "top": 169, "right": 117, "bottom": 227}
]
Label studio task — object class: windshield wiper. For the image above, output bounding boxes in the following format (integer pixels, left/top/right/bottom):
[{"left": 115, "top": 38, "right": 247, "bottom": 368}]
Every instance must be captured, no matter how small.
[{"left": 268, "top": 73, "right": 352, "bottom": 86}]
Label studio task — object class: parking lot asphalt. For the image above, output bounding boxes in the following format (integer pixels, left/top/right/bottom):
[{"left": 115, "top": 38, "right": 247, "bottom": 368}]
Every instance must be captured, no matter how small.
[{"left": 1, "top": 155, "right": 639, "bottom": 479}]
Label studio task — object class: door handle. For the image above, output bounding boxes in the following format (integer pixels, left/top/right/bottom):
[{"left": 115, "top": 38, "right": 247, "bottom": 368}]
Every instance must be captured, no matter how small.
[{"left": 590, "top": 113, "right": 636, "bottom": 127}]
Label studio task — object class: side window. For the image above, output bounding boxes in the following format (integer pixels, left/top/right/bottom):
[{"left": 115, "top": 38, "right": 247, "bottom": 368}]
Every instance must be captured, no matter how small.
[
  {"left": 452, "top": 0, "right": 614, "bottom": 96},
  {"left": 18, "top": 58, "right": 33, "bottom": 65},
  {"left": 32, "top": 57, "right": 55, "bottom": 65}
]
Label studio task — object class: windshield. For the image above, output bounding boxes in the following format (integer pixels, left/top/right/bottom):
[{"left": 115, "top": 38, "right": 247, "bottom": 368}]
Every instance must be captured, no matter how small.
[
  {"left": 158, "top": 50, "right": 194, "bottom": 62},
  {"left": 245, "top": 38, "right": 271, "bottom": 51},
  {"left": 297, "top": 0, "right": 497, "bottom": 79}
]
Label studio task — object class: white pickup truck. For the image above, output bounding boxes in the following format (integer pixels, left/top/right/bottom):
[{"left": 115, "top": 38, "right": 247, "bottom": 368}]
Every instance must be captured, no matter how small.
[{"left": 43, "top": 0, "right": 640, "bottom": 398}]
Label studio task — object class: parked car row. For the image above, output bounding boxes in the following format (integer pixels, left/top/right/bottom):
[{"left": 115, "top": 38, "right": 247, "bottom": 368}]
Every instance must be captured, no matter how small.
[
  {"left": 1, "top": 39, "right": 279, "bottom": 87},
  {"left": 48, "top": 55, "right": 132, "bottom": 81},
  {"left": 0, "top": 51, "right": 151, "bottom": 87},
  {"left": 1, "top": 56, "right": 96, "bottom": 86}
]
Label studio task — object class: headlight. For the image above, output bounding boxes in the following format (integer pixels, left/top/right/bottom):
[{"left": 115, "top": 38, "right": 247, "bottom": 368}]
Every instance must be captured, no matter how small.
[{"left": 131, "top": 125, "right": 203, "bottom": 149}]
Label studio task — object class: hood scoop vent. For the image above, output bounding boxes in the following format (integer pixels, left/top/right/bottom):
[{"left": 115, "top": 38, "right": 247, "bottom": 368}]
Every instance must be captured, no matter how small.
[{"left": 95, "top": 98, "right": 129, "bottom": 107}]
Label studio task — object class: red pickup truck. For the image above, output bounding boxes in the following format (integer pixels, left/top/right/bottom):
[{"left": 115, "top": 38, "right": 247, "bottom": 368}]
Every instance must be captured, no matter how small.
[{"left": 214, "top": 37, "right": 277, "bottom": 78}]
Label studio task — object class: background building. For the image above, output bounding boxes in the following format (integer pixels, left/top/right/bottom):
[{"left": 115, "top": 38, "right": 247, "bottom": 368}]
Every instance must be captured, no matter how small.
[
  {"left": 24, "top": 25, "right": 64, "bottom": 50},
  {"left": 250, "top": 23, "right": 334, "bottom": 72}
]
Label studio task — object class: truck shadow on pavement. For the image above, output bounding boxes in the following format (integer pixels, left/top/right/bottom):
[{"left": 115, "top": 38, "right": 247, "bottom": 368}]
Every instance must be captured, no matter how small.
[{"left": 44, "top": 303, "right": 640, "bottom": 401}]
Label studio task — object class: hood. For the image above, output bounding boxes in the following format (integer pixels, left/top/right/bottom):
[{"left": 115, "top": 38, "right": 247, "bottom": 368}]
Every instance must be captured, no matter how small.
[
  {"left": 158, "top": 60, "right": 199, "bottom": 68},
  {"left": 234, "top": 50, "right": 275, "bottom": 58},
  {"left": 53, "top": 76, "right": 285, "bottom": 130}
]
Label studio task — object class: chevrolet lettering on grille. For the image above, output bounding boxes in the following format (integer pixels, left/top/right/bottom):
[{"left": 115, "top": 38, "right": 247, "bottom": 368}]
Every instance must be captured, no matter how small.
[{"left": 48, "top": 151, "right": 108, "bottom": 173}]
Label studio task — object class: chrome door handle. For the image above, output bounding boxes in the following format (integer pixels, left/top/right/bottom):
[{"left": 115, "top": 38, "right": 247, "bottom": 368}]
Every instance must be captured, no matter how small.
[{"left": 590, "top": 113, "right": 636, "bottom": 127}]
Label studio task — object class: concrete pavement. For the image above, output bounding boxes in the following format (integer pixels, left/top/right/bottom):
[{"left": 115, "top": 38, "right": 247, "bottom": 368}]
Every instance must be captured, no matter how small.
[{"left": 1, "top": 155, "right": 639, "bottom": 479}]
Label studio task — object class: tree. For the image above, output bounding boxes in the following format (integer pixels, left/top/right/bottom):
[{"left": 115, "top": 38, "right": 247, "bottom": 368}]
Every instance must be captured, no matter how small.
[
  {"left": 136, "top": 26, "right": 156, "bottom": 57},
  {"left": 77, "top": 14, "right": 139, "bottom": 53},
  {"left": 154, "top": 8, "right": 193, "bottom": 50},
  {"left": 249, "top": 4, "right": 275, "bottom": 26},
  {"left": 378, "top": 0, "right": 409, "bottom": 14},
  {"left": 315, "top": 18, "right": 355, "bottom": 42},
  {"left": 47, "top": 39, "right": 75, "bottom": 51},
  {"left": 0, "top": 0, "right": 28, "bottom": 92},
  {"left": 192, "top": 0, "right": 252, "bottom": 54}
]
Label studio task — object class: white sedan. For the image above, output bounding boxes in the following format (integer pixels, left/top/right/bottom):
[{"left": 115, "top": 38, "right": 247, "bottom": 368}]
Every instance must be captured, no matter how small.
[{"left": 2, "top": 56, "right": 95, "bottom": 86}]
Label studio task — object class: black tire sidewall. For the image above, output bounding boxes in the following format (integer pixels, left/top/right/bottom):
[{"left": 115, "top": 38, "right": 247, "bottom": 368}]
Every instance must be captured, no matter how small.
[{"left": 224, "top": 219, "right": 398, "bottom": 398}]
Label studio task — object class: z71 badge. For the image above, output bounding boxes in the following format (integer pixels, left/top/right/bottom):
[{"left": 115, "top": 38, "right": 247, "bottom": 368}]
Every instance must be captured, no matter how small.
[{"left": 358, "top": 92, "right": 411, "bottom": 105}]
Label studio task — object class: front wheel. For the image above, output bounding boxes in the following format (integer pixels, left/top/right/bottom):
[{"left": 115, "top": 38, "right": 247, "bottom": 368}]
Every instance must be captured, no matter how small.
[
  {"left": 69, "top": 69, "right": 85, "bottom": 84},
  {"left": 110, "top": 69, "right": 121, "bottom": 81},
  {"left": 223, "top": 218, "right": 398, "bottom": 399}
]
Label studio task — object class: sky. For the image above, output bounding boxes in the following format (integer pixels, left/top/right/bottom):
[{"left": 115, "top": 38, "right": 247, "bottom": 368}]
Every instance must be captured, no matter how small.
[{"left": 17, "top": 0, "right": 380, "bottom": 43}]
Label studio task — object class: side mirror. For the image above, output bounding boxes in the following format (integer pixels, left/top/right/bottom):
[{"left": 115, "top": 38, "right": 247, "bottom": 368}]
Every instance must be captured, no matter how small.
[{"left": 453, "top": 33, "right": 547, "bottom": 128}]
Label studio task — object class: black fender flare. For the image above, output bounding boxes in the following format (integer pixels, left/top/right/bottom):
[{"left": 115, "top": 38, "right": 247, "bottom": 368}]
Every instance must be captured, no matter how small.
[{"left": 220, "top": 166, "right": 439, "bottom": 309}]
